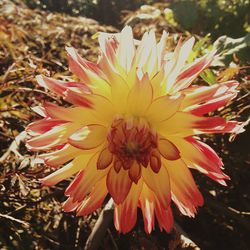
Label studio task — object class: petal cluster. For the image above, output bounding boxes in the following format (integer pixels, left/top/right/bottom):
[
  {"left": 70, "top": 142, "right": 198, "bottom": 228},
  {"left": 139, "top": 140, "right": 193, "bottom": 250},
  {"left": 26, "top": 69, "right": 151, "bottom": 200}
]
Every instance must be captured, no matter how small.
[{"left": 26, "top": 26, "right": 242, "bottom": 234}]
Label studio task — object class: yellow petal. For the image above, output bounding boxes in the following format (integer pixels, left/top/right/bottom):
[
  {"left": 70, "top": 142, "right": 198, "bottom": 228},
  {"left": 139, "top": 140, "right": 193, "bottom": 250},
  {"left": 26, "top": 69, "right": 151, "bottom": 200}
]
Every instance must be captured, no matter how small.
[
  {"left": 127, "top": 73, "right": 153, "bottom": 116},
  {"left": 146, "top": 94, "right": 183, "bottom": 123},
  {"left": 41, "top": 154, "right": 91, "bottom": 186}
]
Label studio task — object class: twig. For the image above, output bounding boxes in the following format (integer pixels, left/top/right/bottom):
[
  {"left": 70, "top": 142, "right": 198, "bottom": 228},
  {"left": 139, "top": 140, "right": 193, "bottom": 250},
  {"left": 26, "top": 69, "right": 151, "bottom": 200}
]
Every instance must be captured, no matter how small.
[
  {"left": 84, "top": 198, "right": 114, "bottom": 250},
  {"left": 228, "top": 207, "right": 250, "bottom": 216},
  {"left": 174, "top": 222, "right": 201, "bottom": 250},
  {"left": 0, "top": 212, "right": 30, "bottom": 228},
  {"left": 0, "top": 131, "right": 26, "bottom": 163}
]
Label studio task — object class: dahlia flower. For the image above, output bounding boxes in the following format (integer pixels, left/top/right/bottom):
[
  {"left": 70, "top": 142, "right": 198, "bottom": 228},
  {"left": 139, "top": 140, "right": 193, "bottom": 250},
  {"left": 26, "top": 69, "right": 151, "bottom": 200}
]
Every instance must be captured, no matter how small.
[{"left": 26, "top": 26, "right": 241, "bottom": 234}]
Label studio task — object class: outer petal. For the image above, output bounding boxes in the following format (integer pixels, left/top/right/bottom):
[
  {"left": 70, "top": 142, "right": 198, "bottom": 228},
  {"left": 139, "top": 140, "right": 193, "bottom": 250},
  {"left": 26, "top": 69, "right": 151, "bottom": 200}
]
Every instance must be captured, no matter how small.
[
  {"left": 173, "top": 50, "right": 215, "bottom": 92},
  {"left": 107, "top": 167, "right": 132, "bottom": 204},
  {"left": 66, "top": 47, "right": 111, "bottom": 97},
  {"left": 26, "top": 118, "right": 66, "bottom": 136},
  {"left": 172, "top": 137, "right": 229, "bottom": 183},
  {"left": 114, "top": 179, "right": 143, "bottom": 233},
  {"left": 43, "top": 102, "right": 99, "bottom": 124},
  {"left": 165, "top": 159, "right": 204, "bottom": 217},
  {"left": 41, "top": 154, "right": 91, "bottom": 186},
  {"left": 156, "top": 112, "right": 226, "bottom": 137},
  {"left": 139, "top": 184, "right": 156, "bottom": 234},
  {"left": 62, "top": 197, "right": 79, "bottom": 212},
  {"left": 76, "top": 177, "right": 108, "bottom": 216},
  {"left": 38, "top": 144, "right": 83, "bottom": 167},
  {"left": 181, "top": 81, "right": 239, "bottom": 115},
  {"left": 157, "top": 30, "right": 168, "bottom": 69},
  {"left": 142, "top": 164, "right": 171, "bottom": 209},
  {"left": 136, "top": 30, "right": 158, "bottom": 77},
  {"left": 165, "top": 37, "right": 195, "bottom": 93},
  {"left": 65, "top": 152, "right": 109, "bottom": 202},
  {"left": 117, "top": 26, "right": 135, "bottom": 73},
  {"left": 155, "top": 203, "right": 173, "bottom": 233},
  {"left": 27, "top": 122, "right": 80, "bottom": 151},
  {"left": 36, "top": 75, "right": 91, "bottom": 96},
  {"left": 146, "top": 94, "right": 183, "bottom": 123}
]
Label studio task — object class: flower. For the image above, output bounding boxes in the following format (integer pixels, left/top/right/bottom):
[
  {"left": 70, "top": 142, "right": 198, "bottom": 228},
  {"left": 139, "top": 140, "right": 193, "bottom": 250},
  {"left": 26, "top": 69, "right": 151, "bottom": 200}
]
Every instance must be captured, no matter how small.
[{"left": 26, "top": 26, "right": 242, "bottom": 234}]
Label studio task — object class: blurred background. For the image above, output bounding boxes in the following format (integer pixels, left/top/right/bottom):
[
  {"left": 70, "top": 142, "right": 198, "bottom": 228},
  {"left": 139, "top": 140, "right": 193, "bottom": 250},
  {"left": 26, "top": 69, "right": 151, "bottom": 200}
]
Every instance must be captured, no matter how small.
[{"left": 0, "top": 0, "right": 249, "bottom": 249}]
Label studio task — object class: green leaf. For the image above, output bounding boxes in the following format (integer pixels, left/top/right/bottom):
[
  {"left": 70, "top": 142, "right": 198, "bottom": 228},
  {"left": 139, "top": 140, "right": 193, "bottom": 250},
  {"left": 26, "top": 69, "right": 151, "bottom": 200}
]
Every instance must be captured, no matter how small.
[
  {"left": 200, "top": 69, "right": 216, "bottom": 85},
  {"left": 212, "top": 34, "right": 250, "bottom": 66}
]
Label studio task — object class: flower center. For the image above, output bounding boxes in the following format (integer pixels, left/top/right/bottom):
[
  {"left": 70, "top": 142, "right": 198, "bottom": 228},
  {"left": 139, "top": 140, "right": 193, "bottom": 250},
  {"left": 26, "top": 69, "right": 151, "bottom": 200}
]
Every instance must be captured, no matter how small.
[{"left": 106, "top": 117, "right": 161, "bottom": 182}]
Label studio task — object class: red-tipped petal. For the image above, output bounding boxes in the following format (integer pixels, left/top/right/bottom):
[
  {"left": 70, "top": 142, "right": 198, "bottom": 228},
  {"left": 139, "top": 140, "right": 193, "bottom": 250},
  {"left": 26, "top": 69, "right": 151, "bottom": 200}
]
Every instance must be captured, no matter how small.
[
  {"left": 155, "top": 203, "right": 173, "bottom": 233},
  {"left": 114, "top": 180, "right": 143, "bottom": 234},
  {"left": 165, "top": 159, "right": 204, "bottom": 217},
  {"left": 142, "top": 164, "right": 171, "bottom": 209},
  {"left": 63, "top": 197, "right": 79, "bottom": 212},
  {"left": 27, "top": 122, "right": 80, "bottom": 151},
  {"left": 139, "top": 184, "right": 156, "bottom": 234},
  {"left": 76, "top": 177, "right": 108, "bottom": 216},
  {"left": 26, "top": 118, "right": 66, "bottom": 136}
]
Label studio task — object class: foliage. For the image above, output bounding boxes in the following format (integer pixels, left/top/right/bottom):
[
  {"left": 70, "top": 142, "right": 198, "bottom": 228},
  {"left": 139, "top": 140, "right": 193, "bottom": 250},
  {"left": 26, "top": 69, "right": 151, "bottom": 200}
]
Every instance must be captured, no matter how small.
[{"left": 170, "top": 0, "right": 250, "bottom": 40}]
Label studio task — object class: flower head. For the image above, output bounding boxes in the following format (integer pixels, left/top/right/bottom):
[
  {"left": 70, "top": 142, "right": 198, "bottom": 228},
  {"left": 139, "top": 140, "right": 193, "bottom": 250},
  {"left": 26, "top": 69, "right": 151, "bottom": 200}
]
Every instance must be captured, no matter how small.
[{"left": 26, "top": 26, "right": 242, "bottom": 233}]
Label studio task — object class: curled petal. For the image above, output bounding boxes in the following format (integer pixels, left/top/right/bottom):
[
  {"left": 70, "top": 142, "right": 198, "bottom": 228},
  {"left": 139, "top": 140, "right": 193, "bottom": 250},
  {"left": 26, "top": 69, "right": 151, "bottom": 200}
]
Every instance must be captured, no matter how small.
[
  {"left": 43, "top": 102, "right": 98, "bottom": 124},
  {"left": 158, "top": 138, "right": 180, "bottom": 161},
  {"left": 165, "top": 37, "right": 195, "bottom": 92},
  {"left": 97, "top": 147, "right": 113, "bottom": 170},
  {"left": 156, "top": 112, "right": 226, "bottom": 137},
  {"left": 36, "top": 75, "right": 91, "bottom": 95},
  {"left": 149, "top": 150, "right": 161, "bottom": 173},
  {"left": 155, "top": 203, "right": 173, "bottom": 233},
  {"left": 181, "top": 81, "right": 239, "bottom": 115},
  {"left": 69, "top": 124, "right": 107, "bottom": 150},
  {"left": 128, "top": 161, "right": 141, "bottom": 184},
  {"left": 117, "top": 26, "right": 135, "bottom": 73}
]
